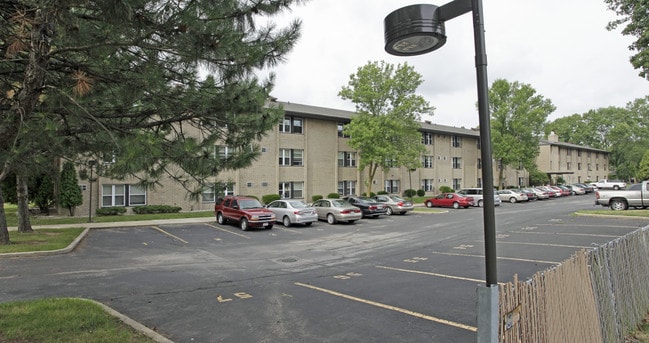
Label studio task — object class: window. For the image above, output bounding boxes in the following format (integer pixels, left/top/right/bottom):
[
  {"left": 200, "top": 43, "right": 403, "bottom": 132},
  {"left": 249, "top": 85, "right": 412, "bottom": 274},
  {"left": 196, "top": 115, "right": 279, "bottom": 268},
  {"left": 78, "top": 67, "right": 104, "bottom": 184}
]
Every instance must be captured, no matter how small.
[
  {"left": 202, "top": 184, "right": 216, "bottom": 202},
  {"left": 477, "top": 158, "right": 482, "bottom": 169},
  {"left": 385, "top": 180, "right": 400, "bottom": 194},
  {"left": 452, "top": 178, "right": 462, "bottom": 190},
  {"left": 102, "top": 184, "right": 146, "bottom": 207},
  {"left": 452, "top": 157, "right": 462, "bottom": 169},
  {"left": 452, "top": 136, "right": 462, "bottom": 148},
  {"left": 577, "top": 150, "right": 582, "bottom": 157},
  {"left": 280, "top": 116, "right": 303, "bottom": 134},
  {"left": 338, "top": 181, "right": 356, "bottom": 196},
  {"left": 279, "top": 148, "right": 304, "bottom": 166},
  {"left": 422, "top": 179, "right": 434, "bottom": 192},
  {"left": 422, "top": 132, "right": 433, "bottom": 145},
  {"left": 567, "top": 162, "right": 572, "bottom": 170},
  {"left": 477, "top": 139, "right": 481, "bottom": 150},
  {"left": 518, "top": 177, "right": 525, "bottom": 187},
  {"left": 422, "top": 156, "right": 434, "bottom": 168},
  {"left": 385, "top": 158, "right": 397, "bottom": 168},
  {"left": 216, "top": 145, "right": 234, "bottom": 161},
  {"left": 279, "top": 182, "right": 304, "bottom": 199},
  {"left": 518, "top": 161, "right": 524, "bottom": 170},
  {"left": 337, "top": 123, "right": 350, "bottom": 138},
  {"left": 338, "top": 152, "right": 357, "bottom": 167},
  {"left": 477, "top": 178, "right": 482, "bottom": 188},
  {"left": 596, "top": 164, "right": 599, "bottom": 171},
  {"left": 578, "top": 163, "right": 582, "bottom": 170}
]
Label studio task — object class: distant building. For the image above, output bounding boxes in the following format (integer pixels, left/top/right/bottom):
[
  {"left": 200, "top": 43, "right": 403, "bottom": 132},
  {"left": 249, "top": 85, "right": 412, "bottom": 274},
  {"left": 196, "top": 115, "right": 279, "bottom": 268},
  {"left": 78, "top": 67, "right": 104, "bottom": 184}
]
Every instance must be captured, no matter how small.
[
  {"left": 537, "top": 132, "right": 609, "bottom": 185},
  {"left": 74, "top": 102, "right": 608, "bottom": 217}
]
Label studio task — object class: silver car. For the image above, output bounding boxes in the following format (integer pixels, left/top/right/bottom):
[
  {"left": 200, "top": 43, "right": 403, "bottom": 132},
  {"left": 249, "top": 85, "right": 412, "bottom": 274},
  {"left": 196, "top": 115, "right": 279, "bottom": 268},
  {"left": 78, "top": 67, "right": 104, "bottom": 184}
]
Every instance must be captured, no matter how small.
[
  {"left": 312, "top": 198, "right": 362, "bottom": 224},
  {"left": 266, "top": 200, "right": 318, "bottom": 227},
  {"left": 497, "top": 189, "right": 529, "bottom": 203},
  {"left": 457, "top": 188, "right": 501, "bottom": 207},
  {"left": 372, "top": 195, "right": 414, "bottom": 215}
]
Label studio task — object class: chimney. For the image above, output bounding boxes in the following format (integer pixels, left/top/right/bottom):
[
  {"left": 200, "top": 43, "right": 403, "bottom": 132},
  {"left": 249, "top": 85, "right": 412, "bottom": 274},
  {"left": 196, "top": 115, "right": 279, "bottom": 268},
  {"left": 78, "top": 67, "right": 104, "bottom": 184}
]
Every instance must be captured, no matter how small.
[{"left": 548, "top": 131, "right": 559, "bottom": 142}]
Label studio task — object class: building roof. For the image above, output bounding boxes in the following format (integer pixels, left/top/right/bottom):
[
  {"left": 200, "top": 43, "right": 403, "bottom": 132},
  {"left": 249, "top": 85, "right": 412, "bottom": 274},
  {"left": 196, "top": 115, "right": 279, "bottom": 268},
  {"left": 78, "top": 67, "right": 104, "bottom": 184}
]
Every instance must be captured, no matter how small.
[{"left": 538, "top": 139, "right": 608, "bottom": 153}]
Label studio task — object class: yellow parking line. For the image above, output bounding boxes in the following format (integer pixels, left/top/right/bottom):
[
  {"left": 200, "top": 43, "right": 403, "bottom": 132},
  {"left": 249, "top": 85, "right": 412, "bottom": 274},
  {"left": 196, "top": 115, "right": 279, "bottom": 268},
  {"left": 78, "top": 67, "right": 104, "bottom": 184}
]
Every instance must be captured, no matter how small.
[
  {"left": 151, "top": 226, "right": 189, "bottom": 244},
  {"left": 294, "top": 282, "right": 477, "bottom": 332},
  {"left": 204, "top": 223, "right": 250, "bottom": 239},
  {"left": 429, "top": 251, "right": 559, "bottom": 265},
  {"left": 376, "top": 265, "right": 505, "bottom": 285}
]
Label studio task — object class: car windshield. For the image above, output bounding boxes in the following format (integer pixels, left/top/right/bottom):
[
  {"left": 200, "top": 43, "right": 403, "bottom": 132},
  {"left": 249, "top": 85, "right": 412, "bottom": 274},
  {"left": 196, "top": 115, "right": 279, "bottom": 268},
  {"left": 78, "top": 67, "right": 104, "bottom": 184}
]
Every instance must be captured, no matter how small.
[
  {"left": 389, "top": 196, "right": 405, "bottom": 201},
  {"left": 288, "top": 201, "right": 308, "bottom": 208},
  {"left": 239, "top": 199, "right": 263, "bottom": 209}
]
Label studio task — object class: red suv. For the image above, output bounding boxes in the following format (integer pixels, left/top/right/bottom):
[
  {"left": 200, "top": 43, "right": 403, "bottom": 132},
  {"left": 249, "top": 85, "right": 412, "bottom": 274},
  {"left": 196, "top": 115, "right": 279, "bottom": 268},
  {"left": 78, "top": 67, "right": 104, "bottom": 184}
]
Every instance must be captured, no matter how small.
[{"left": 214, "top": 196, "right": 276, "bottom": 231}]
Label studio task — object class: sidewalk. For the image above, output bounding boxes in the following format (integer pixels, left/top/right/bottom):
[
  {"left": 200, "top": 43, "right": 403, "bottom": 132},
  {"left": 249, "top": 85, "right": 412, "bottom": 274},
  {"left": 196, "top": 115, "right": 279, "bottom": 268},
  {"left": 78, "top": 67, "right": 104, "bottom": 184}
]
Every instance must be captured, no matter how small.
[{"left": 7, "top": 216, "right": 216, "bottom": 231}]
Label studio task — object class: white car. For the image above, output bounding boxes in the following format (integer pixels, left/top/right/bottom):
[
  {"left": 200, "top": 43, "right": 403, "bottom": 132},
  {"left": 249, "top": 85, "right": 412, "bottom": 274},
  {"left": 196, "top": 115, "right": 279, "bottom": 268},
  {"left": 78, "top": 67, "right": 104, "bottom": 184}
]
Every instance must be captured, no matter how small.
[
  {"left": 457, "top": 188, "right": 501, "bottom": 207},
  {"left": 497, "top": 189, "right": 529, "bottom": 203},
  {"left": 266, "top": 200, "right": 318, "bottom": 227}
]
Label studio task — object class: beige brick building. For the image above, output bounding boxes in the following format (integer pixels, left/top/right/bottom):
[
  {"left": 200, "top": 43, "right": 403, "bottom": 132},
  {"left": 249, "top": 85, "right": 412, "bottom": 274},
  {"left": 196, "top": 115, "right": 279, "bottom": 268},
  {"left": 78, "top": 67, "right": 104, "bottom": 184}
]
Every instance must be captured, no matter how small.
[
  {"left": 537, "top": 132, "right": 609, "bottom": 185},
  {"left": 75, "top": 101, "right": 608, "bottom": 217}
]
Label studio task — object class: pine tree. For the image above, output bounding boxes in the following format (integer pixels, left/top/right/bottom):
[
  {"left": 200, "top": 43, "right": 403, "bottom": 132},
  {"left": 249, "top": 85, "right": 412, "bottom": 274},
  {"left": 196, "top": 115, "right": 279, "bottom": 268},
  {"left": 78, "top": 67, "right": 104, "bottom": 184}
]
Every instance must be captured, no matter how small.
[
  {"left": 0, "top": 0, "right": 305, "bottom": 244},
  {"left": 60, "top": 162, "right": 83, "bottom": 216}
]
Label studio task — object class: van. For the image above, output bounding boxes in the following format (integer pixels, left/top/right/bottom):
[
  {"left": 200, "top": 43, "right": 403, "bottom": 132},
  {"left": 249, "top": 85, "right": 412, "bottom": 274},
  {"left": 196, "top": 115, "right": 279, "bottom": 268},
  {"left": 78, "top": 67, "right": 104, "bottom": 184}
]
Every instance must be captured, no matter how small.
[{"left": 457, "top": 188, "right": 501, "bottom": 207}]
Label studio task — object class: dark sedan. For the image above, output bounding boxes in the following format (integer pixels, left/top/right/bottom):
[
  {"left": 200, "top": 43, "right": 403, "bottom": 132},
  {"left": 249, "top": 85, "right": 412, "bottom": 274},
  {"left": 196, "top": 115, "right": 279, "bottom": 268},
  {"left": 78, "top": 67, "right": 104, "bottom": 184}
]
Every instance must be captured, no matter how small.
[{"left": 342, "top": 196, "right": 388, "bottom": 218}]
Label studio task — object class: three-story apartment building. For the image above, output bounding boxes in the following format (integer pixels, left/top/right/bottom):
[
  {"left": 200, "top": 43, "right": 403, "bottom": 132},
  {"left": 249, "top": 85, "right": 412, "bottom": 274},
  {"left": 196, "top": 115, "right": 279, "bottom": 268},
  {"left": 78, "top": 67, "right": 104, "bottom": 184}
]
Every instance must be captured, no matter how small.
[{"left": 75, "top": 101, "right": 607, "bottom": 216}]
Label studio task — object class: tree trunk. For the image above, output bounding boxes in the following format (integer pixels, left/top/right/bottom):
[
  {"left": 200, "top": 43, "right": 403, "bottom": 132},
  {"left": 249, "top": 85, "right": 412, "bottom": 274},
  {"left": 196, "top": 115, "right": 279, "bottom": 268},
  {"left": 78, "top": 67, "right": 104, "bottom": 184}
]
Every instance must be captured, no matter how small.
[
  {"left": 17, "top": 174, "right": 33, "bottom": 233},
  {"left": 0, "top": 188, "right": 10, "bottom": 245}
]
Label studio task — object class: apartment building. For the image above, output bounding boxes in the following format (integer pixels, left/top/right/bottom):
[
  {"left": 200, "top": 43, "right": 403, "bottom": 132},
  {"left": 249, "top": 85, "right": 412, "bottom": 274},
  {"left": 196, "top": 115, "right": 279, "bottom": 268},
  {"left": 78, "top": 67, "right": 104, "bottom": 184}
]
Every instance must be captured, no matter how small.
[
  {"left": 75, "top": 101, "right": 606, "bottom": 217},
  {"left": 537, "top": 132, "right": 609, "bottom": 185}
]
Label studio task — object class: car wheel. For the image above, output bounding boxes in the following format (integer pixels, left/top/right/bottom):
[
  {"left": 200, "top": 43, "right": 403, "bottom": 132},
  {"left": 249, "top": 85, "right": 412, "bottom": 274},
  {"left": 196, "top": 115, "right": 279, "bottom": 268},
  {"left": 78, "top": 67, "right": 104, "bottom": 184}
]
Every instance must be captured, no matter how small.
[
  {"left": 240, "top": 218, "right": 250, "bottom": 231},
  {"left": 217, "top": 212, "right": 225, "bottom": 224},
  {"left": 509, "top": 197, "right": 517, "bottom": 203},
  {"left": 266, "top": 224, "right": 273, "bottom": 230},
  {"left": 613, "top": 185, "right": 620, "bottom": 190},
  {"left": 425, "top": 201, "right": 433, "bottom": 208},
  {"left": 305, "top": 222, "right": 313, "bottom": 226},
  {"left": 327, "top": 213, "right": 336, "bottom": 224},
  {"left": 453, "top": 202, "right": 460, "bottom": 209},
  {"left": 610, "top": 199, "right": 628, "bottom": 211},
  {"left": 386, "top": 207, "right": 393, "bottom": 216},
  {"left": 283, "top": 216, "right": 291, "bottom": 227},
  {"left": 477, "top": 200, "right": 483, "bottom": 207}
]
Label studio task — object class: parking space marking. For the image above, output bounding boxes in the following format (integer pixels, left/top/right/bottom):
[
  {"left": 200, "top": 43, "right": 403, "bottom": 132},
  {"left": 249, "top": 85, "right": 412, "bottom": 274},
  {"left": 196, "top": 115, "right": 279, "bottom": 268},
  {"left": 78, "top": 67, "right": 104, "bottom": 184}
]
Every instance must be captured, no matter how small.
[
  {"left": 376, "top": 265, "right": 502, "bottom": 285},
  {"left": 294, "top": 282, "right": 477, "bottom": 332},
  {"left": 430, "top": 251, "right": 559, "bottom": 265},
  {"left": 204, "top": 223, "right": 251, "bottom": 239},
  {"left": 275, "top": 227, "right": 303, "bottom": 234},
  {"left": 512, "top": 231, "right": 619, "bottom": 238},
  {"left": 482, "top": 240, "right": 591, "bottom": 249},
  {"left": 536, "top": 223, "right": 641, "bottom": 229},
  {"left": 152, "top": 226, "right": 189, "bottom": 244}
]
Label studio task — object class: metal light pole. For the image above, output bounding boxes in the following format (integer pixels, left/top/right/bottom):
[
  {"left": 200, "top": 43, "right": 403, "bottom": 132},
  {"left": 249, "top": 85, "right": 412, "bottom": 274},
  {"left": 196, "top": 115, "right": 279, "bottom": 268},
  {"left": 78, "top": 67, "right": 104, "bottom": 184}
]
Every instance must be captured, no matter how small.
[
  {"left": 384, "top": 1, "right": 498, "bottom": 341},
  {"left": 88, "top": 160, "right": 97, "bottom": 223}
]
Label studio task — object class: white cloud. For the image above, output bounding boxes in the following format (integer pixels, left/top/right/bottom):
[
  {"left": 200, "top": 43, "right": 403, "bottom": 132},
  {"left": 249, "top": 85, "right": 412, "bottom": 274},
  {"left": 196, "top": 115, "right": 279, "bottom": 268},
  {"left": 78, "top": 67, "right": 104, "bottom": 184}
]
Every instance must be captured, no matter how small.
[{"left": 264, "top": 0, "right": 647, "bottom": 127}]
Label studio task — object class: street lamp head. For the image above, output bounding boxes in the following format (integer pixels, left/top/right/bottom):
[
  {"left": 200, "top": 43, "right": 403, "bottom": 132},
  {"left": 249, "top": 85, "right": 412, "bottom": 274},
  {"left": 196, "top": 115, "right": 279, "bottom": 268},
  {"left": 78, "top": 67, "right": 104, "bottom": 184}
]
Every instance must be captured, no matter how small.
[{"left": 384, "top": 4, "right": 446, "bottom": 56}]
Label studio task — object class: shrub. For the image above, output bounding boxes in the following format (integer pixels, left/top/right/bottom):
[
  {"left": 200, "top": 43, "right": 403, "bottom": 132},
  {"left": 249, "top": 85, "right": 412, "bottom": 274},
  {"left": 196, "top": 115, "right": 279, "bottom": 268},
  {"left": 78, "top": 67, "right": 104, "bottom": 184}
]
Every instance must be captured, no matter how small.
[
  {"left": 439, "top": 185, "right": 454, "bottom": 193},
  {"left": 327, "top": 192, "right": 340, "bottom": 199},
  {"left": 403, "top": 189, "right": 417, "bottom": 197},
  {"left": 416, "top": 189, "right": 425, "bottom": 197},
  {"left": 262, "top": 194, "right": 281, "bottom": 204},
  {"left": 96, "top": 206, "right": 127, "bottom": 216},
  {"left": 376, "top": 190, "right": 388, "bottom": 195},
  {"left": 362, "top": 192, "right": 376, "bottom": 197},
  {"left": 131, "top": 205, "right": 182, "bottom": 214},
  {"left": 312, "top": 194, "right": 323, "bottom": 202}
]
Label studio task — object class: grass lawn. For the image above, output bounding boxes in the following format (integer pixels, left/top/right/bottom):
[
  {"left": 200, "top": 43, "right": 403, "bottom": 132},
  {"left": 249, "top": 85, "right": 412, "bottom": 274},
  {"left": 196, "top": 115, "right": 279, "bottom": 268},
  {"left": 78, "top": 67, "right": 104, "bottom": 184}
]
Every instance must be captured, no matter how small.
[{"left": 0, "top": 298, "right": 156, "bottom": 343}]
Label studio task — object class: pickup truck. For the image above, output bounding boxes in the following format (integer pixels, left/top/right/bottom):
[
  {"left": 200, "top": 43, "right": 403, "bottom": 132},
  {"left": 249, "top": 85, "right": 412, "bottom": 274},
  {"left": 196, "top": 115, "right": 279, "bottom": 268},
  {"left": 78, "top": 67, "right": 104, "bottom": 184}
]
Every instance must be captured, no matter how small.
[
  {"left": 595, "top": 181, "right": 649, "bottom": 210},
  {"left": 215, "top": 195, "right": 276, "bottom": 230},
  {"left": 593, "top": 179, "right": 626, "bottom": 190}
]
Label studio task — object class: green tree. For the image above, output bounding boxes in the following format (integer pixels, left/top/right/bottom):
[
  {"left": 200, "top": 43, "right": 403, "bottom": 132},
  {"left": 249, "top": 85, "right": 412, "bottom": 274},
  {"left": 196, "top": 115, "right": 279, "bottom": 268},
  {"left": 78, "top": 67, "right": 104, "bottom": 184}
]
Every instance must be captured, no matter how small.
[
  {"left": 605, "top": 0, "right": 649, "bottom": 79},
  {"left": 636, "top": 150, "right": 649, "bottom": 181},
  {"left": 338, "top": 61, "right": 432, "bottom": 195},
  {"left": 0, "top": 0, "right": 304, "bottom": 244},
  {"left": 60, "top": 162, "right": 83, "bottom": 216},
  {"left": 33, "top": 173, "right": 55, "bottom": 215},
  {"left": 489, "top": 79, "right": 556, "bottom": 188}
]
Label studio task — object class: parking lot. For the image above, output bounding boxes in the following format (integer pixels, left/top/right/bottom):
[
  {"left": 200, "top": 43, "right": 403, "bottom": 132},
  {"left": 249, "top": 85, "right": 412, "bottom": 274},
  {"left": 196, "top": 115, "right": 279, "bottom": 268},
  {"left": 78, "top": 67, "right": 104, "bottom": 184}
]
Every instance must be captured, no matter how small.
[{"left": 1, "top": 195, "right": 648, "bottom": 342}]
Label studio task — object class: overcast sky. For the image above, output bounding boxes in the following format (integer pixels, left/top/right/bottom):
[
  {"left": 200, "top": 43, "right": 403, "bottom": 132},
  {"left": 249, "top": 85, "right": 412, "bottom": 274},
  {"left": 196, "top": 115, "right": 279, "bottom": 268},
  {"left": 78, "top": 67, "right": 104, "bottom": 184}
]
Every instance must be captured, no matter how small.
[{"left": 259, "top": 0, "right": 648, "bottom": 128}]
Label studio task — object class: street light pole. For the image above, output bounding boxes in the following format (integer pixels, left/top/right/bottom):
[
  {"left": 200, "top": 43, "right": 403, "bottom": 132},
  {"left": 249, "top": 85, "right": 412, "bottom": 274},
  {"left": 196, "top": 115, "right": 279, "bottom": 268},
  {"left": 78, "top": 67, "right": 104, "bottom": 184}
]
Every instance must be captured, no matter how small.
[
  {"left": 384, "top": 1, "right": 498, "bottom": 341},
  {"left": 88, "top": 160, "right": 97, "bottom": 223}
]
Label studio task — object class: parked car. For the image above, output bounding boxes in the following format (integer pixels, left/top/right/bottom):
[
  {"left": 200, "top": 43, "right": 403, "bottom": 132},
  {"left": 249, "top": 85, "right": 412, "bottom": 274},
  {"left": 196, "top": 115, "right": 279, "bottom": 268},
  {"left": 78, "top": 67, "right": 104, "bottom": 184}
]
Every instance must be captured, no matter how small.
[
  {"left": 574, "top": 183, "right": 594, "bottom": 193},
  {"left": 515, "top": 188, "right": 537, "bottom": 201},
  {"left": 566, "top": 184, "right": 586, "bottom": 195},
  {"left": 550, "top": 186, "right": 570, "bottom": 196},
  {"left": 214, "top": 195, "right": 276, "bottom": 231},
  {"left": 528, "top": 187, "right": 550, "bottom": 200},
  {"left": 372, "top": 195, "right": 414, "bottom": 215},
  {"left": 497, "top": 189, "right": 528, "bottom": 203},
  {"left": 457, "top": 188, "right": 501, "bottom": 207},
  {"left": 312, "top": 198, "right": 363, "bottom": 224},
  {"left": 342, "top": 196, "right": 388, "bottom": 218},
  {"left": 266, "top": 199, "right": 317, "bottom": 227},
  {"left": 537, "top": 186, "right": 559, "bottom": 197},
  {"left": 424, "top": 193, "right": 474, "bottom": 209}
]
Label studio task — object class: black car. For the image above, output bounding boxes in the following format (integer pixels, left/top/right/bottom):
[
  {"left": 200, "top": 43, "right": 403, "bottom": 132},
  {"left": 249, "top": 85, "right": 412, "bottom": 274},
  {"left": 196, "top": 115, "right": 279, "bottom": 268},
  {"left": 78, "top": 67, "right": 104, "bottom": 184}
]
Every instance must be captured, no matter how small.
[{"left": 342, "top": 196, "right": 388, "bottom": 218}]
